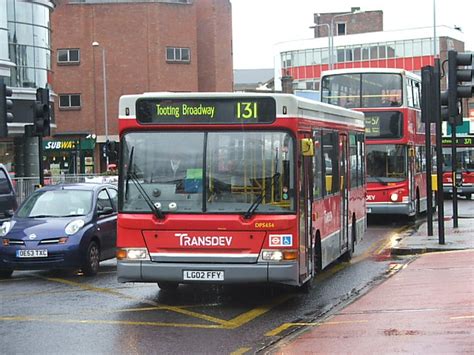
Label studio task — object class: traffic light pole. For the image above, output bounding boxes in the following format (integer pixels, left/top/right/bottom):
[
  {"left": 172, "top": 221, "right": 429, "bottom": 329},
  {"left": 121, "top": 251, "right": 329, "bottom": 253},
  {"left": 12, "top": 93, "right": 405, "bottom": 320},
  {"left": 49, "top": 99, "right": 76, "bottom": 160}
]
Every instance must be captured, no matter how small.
[
  {"left": 421, "top": 66, "right": 433, "bottom": 236},
  {"left": 434, "top": 58, "right": 445, "bottom": 244},
  {"left": 451, "top": 120, "right": 458, "bottom": 228},
  {"left": 38, "top": 135, "right": 44, "bottom": 187}
]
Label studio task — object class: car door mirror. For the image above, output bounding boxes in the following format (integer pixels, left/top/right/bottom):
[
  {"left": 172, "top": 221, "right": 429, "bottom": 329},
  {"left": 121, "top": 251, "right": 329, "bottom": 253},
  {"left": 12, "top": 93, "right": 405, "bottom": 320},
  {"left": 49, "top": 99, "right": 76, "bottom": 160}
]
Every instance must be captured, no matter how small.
[{"left": 98, "top": 206, "right": 114, "bottom": 216}]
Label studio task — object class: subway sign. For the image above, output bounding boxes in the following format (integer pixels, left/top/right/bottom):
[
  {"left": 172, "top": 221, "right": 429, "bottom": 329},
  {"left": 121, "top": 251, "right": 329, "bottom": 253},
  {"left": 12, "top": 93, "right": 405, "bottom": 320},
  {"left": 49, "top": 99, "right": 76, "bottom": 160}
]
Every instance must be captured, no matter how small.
[
  {"left": 441, "top": 137, "right": 474, "bottom": 146},
  {"left": 136, "top": 97, "right": 276, "bottom": 124},
  {"left": 43, "top": 138, "right": 96, "bottom": 151}
]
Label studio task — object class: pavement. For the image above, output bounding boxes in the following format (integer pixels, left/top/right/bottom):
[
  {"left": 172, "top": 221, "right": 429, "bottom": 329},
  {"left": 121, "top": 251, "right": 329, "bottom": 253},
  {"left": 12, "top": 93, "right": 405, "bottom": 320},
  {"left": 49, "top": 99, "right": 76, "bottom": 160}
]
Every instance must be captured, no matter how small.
[{"left": 269, "top": 209, "right": 474, "bottom": 354}]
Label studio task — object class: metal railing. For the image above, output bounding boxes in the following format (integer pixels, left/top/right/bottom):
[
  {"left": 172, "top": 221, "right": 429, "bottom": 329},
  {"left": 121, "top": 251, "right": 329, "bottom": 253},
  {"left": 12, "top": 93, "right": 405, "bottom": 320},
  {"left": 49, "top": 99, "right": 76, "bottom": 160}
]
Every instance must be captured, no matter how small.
[{"left": 12, "top": 174, "right": 118, "bottom": 205}]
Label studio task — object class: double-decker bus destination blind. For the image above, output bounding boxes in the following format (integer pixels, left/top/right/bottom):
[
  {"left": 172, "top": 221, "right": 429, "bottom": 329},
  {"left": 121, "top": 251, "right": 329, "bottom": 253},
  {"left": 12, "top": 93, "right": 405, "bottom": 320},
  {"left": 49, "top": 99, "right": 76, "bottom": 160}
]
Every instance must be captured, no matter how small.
[{"left": 136, "top": 97, "right": 276, "bottom": 124}]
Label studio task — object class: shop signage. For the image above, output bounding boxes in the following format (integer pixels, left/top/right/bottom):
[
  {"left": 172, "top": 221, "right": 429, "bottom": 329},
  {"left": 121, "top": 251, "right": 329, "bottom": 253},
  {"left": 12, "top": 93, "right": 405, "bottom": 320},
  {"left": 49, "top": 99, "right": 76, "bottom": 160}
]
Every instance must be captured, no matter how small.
[{"left": 43, "top": 138, "right": 96, "bottom": 151}]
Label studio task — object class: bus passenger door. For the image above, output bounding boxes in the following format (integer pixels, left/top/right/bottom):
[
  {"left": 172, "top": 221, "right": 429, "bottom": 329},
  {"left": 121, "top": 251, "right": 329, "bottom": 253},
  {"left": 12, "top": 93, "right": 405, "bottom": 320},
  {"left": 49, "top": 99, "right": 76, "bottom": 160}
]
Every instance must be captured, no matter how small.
[
  {"left": 299, "top": 135, "right": 314, "bottom": 282},
  {"left": 339, "top": 134, "right": 349, "bottom": 253}
]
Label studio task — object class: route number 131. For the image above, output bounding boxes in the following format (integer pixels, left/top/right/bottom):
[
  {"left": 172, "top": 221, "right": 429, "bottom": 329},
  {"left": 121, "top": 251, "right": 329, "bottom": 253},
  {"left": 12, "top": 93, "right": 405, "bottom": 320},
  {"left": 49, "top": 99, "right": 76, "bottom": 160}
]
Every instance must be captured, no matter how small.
[{"left": 236, "top": 102, "right": 258, "bottom": 119}]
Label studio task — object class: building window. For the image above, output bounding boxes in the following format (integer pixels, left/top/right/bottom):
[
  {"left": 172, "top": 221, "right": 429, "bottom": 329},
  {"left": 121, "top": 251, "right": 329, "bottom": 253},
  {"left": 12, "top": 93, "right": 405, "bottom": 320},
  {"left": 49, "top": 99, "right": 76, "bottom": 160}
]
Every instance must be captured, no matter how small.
[
  {"left": 59, "top": 94, "right": 81, "bottom": 109},
  {"left": 336, "top": 22, "right": 346, "bottom": 36},
  {"left": 166, "top": 47, "right": 190, "bottom": 63},
  {"left": 57, "top": 49, "right": 80, "bottom": 64}
]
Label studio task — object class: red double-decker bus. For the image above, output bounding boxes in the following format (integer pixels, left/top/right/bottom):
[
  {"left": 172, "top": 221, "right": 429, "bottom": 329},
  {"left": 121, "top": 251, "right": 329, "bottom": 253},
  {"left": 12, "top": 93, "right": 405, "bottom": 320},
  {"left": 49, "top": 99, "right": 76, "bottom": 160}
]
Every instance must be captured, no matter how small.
[
  {"left": 442, "top": 136, "right": 474, "bottom": 200},
  {"left": 115, "top": 92, "right": 366, "bottom": 290},
  {"left": 321, "top": 68, "right": 435, "bottom": 217}
]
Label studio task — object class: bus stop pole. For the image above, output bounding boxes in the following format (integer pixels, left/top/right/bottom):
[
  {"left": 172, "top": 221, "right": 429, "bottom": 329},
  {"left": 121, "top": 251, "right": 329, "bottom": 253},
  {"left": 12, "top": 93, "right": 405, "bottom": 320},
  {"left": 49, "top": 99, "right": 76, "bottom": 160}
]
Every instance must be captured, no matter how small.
[{"left": 434, "top": 59, "right": 445, "bottom": 244}]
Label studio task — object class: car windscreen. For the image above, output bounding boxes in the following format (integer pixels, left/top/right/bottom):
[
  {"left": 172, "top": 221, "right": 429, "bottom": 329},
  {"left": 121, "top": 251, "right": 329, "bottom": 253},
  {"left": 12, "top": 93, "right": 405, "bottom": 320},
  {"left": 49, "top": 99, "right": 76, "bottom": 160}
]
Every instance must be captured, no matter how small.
[
  {"left": 17, "top": 190, "right": 94, "bottom": 218},
  {"left": 0, "top": 169, "right": 13, "bottom": 195}
]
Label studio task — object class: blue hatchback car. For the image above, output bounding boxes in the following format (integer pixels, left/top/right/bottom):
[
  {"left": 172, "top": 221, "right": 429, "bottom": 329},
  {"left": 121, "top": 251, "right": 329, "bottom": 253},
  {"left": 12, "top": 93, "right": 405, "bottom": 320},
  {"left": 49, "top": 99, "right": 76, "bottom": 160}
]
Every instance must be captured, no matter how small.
[{"left": 0, "top": 183, "right": 117, "bottom": 278}]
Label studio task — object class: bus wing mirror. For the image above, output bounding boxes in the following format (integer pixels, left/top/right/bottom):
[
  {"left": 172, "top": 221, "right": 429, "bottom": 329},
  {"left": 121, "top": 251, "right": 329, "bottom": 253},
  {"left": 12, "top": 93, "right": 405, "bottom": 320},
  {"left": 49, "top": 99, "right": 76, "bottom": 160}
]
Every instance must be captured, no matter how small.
[{"left": 301, "top": 138, "right": 314, "bottom": 157}]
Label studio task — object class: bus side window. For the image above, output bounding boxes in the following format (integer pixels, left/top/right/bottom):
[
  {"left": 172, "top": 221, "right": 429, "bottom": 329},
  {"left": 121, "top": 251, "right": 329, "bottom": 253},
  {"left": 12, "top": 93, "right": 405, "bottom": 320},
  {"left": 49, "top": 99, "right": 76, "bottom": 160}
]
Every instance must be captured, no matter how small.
[
  {"left": 313, "top": 130, "right": 323, "bottom": 199},
  {"left": 322, "top": 131, "right": 339, "bottom": 195}
]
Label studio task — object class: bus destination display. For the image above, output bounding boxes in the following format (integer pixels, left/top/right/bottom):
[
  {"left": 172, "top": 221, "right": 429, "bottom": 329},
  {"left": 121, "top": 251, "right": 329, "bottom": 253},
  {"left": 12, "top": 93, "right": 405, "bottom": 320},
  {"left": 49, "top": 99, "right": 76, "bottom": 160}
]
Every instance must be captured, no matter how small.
[
  {"left": 364, "top": 111, "right": 403, "bottom": 138},
  {"left": 442, "top": 137, "right": 473, "bottom": 146},
  {"left": 136, "top": 97, "right": 276, "bottom": 124}
]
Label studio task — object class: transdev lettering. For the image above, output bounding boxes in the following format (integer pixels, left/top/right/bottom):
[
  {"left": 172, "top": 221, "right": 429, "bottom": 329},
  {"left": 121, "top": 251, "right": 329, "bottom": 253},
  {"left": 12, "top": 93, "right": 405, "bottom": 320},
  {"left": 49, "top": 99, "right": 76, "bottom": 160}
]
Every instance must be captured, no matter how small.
[{"left": 156, "top": 104, "right": 216, "bottom": 119}]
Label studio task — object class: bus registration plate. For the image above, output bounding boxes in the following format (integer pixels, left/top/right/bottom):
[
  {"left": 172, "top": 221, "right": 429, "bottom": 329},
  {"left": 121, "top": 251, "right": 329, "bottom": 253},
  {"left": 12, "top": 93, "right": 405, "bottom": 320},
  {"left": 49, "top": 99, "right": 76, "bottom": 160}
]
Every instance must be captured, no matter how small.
[{"left": 183, "top": 270, "right": 224, "bottom": 281}]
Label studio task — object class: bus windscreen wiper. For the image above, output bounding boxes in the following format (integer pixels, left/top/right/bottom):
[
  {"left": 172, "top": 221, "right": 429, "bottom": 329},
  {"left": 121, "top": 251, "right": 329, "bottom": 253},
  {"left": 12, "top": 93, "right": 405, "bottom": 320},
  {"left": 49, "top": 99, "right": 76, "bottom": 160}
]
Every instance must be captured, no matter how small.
[
  {"left": 244, "top": 172, "right": 280, "bottom": 219},
  {"left": 125, "top": 147, "right": 164, "bottom": 220}
]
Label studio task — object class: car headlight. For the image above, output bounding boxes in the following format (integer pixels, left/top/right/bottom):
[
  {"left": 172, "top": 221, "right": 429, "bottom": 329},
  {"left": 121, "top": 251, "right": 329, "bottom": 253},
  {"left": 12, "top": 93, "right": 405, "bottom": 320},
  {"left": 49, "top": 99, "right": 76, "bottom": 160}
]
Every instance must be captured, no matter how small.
[
  {"left": 0, "top": 221, "right": 14, "bottom": 237},
  {"left": 390, "top": 193, "right": 399, "bottom": 202},
  {"left": 65, "top": 219, "right": 85, "bottom": 235}
]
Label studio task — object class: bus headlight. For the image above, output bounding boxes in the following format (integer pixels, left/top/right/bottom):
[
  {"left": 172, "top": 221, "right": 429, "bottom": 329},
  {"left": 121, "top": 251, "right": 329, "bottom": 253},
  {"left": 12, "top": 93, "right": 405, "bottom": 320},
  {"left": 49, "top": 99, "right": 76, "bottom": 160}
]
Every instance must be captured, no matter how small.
[
  {"left": 261, "top": 249, "right": 297, "bottom": 261},
  {"left": 117, "top": 248, "right": 149, "bottom": 260},
  {"left": 390, "top": 193, "right": 399, "bottom": 202}
]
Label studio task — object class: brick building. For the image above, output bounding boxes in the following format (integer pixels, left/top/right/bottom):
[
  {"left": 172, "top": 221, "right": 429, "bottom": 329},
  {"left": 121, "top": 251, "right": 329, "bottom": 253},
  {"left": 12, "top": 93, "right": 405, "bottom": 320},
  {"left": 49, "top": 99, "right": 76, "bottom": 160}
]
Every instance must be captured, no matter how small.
[
  {"left": 51, "top": 0, "right": 233, "bottom": 173},
  {"left": 312, "top": 9, "right": 383, "bottom": 38}
]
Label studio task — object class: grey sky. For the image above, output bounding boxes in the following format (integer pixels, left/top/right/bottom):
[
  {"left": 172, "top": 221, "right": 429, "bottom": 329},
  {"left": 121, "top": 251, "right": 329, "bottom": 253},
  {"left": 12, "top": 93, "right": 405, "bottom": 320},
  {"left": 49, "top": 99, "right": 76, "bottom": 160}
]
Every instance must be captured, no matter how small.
[{"left": 231, "top": 0, "right": 474, "bottom": 69}]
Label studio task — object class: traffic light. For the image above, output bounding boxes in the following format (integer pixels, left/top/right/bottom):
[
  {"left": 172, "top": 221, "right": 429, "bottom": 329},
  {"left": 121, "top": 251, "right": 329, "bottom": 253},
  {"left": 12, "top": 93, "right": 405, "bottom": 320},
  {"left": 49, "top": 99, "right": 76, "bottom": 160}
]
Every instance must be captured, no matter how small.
[
  {"left": 445, "top": 50, "right": 473, "bottom": 125},
  {"left": 34, "top": 88, "right": 50, "bottom": 137},
  {"left": 0, "top": 79, "right": 14, "bottom": 138}
]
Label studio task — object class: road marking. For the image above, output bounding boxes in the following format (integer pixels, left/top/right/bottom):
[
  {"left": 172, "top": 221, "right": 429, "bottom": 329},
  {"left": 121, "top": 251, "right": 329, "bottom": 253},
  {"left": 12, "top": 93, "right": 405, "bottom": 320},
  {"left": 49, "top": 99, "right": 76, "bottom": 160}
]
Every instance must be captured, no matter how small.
[
  {"left": 352, "top": 224, "right": 411, "bottom": 263},
  {"left": 230, "top": 347, "right": 251, "bottom": 355},
  {"left": 265, "top": 319, "right": 369, "bottom": 336},
  {"left": 450, "top": 315, "right": 474, "bottom": 320},
  {"left": 225, "top": 294, "right": 294, "bottom": 329},
  {"left": 0, "top": 316, "right": 224, "bottom": 329},
  {"left": 4, "top": 276, "right": 294, "bottom": 330}
]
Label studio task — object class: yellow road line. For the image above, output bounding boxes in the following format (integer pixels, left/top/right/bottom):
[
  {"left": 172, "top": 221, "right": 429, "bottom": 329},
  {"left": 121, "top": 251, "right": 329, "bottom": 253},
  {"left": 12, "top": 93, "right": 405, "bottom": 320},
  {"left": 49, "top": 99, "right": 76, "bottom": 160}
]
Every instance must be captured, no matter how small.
[
  {"left": 225, "top": 294, "right": 294, "bottom": 329},
  {"left": 316, "top": 263, "right": 348, "bottom": 282},
  {"left": 230, "top": 347, "right": 251, "bottom": 355},
  {"left": 43, "top": 276, "right": 231, "bottom": 326},
  {"left": 265, "top": 320, "right": 369, "bottom": 336},
  {"left": 0, "top": 316, "right": 224, "bottom": 329},
  {"left": 34, "top": 276, "right": 293, "bottom": 329}
]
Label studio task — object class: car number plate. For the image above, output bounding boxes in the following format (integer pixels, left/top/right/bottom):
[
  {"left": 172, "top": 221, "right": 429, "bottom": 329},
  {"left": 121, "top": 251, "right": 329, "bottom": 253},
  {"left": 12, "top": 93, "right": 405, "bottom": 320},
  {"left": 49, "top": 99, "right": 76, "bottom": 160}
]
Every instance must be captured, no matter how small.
[
  {"left": 183, "top": 270, "right": 224, "bottom": 281},
  {"left": 16, "top": 249, "right": 48, "bottom": 258}
]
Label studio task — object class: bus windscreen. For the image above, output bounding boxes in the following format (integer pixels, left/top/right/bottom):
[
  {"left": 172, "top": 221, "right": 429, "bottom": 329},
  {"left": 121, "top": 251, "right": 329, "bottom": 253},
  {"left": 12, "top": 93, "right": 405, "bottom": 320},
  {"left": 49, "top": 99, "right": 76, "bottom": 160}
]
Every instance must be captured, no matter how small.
[{"left": 136, "top": 97, "right": 276, "bottom": 124}]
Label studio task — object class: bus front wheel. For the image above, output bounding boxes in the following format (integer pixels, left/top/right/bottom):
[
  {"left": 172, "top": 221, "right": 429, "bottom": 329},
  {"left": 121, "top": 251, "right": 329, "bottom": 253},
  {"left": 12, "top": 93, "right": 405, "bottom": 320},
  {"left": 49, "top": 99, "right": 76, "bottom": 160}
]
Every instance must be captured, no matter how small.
[{"left": 158, "top": 282, "right": 179, "bottom": 291}]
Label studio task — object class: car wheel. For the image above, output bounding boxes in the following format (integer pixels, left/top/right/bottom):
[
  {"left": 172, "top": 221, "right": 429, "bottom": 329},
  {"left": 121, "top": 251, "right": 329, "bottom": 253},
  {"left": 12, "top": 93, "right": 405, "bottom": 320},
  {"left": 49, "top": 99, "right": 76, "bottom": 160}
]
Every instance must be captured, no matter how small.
[
  {"left": 157, "top": 282, "right": 179, "bottom": 291},
  {"left": 0, "top": 269, "right": 13, "bottom": 278},
  {"left": 82, "top": 241, "right": 100, "bottom": 276}
]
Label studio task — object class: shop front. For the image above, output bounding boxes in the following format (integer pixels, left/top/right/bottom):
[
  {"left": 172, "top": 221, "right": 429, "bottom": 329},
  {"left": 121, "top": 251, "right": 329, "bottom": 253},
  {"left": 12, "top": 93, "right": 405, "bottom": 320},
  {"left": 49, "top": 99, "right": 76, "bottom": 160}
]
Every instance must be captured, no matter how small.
[{"left": 43, "top": 137, "right": 96, "bottom": 175}]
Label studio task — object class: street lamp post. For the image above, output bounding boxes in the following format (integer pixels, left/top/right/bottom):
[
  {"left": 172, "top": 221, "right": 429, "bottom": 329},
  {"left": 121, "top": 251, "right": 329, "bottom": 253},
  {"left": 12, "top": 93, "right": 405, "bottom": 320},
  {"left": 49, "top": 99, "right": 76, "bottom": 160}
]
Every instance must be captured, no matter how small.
[
  {"left": 309, "top": 22, "right": 332, "bottom": 69},
  {"left": 92, "top": 41, "right": 109, "bottom": 170},
  {"left": 329, "top": 8, "right": 361, "bottom": 69}
]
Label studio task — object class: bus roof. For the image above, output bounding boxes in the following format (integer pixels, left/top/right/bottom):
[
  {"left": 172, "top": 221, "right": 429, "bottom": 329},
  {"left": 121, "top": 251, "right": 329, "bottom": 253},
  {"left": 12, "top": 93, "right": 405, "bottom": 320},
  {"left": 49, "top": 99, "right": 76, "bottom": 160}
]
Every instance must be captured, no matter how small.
[
  {"left": 119, "top": 92, "right": 364, "bottom": 128},
  {"left": 320, "top": 68, "right": 421, "bottom": 81}
]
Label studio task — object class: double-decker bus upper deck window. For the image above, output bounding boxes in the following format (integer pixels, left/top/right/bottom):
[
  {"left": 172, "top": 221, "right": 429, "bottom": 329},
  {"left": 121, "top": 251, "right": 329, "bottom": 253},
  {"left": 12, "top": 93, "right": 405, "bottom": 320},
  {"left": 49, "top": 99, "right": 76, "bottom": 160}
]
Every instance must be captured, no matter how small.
[
  {"left": 322, "top": 73, "right": 402, "bottom": 108},
  {"left": 364, "top": 111, "right": 403, "bottom": 139},
  {"left": 321, "top": 74, "right": 361, "bottom": 108},
  {"left": 361, "top": 73, "right": 402, "bottom": 107}
]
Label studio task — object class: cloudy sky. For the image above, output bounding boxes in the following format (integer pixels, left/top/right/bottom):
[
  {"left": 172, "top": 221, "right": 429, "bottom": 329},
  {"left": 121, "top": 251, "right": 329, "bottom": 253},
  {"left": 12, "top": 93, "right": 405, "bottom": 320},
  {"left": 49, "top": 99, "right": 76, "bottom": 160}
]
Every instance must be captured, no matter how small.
[{"left": 231, "top": 0, "right": 474, "bottom": 69}]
